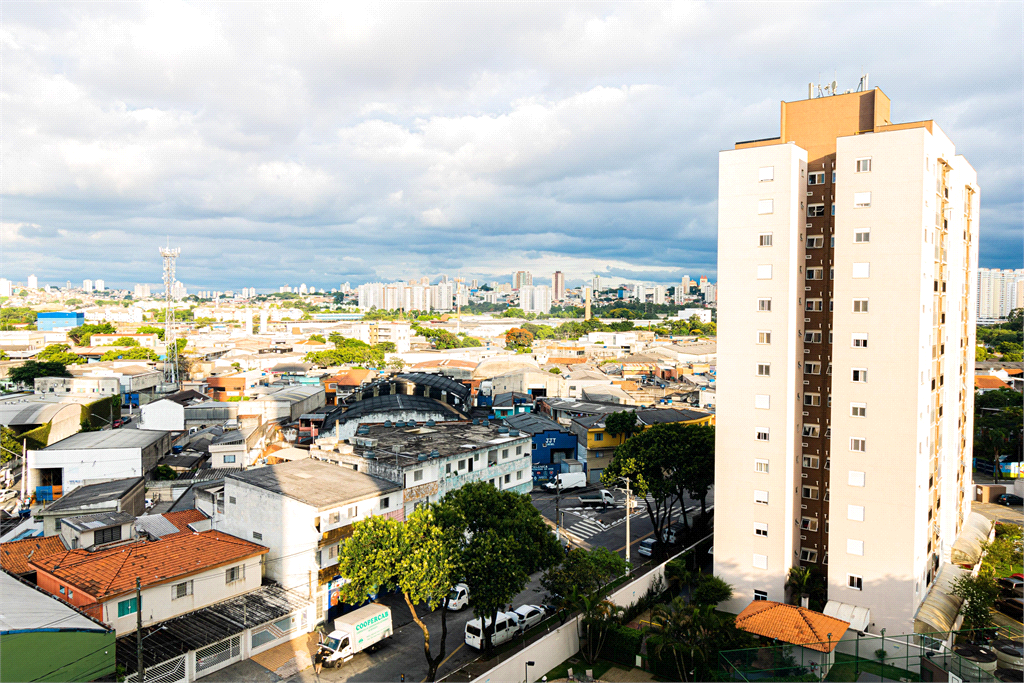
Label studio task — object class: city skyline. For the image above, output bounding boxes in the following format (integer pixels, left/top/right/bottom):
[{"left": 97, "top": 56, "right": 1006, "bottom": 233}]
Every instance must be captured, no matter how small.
[{"left": 1, "top": 3, "right": 1020, "bottom": 290}]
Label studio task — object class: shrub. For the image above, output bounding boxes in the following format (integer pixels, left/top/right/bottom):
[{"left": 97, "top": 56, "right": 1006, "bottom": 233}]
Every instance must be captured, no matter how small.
[{"left": 600, "top": 623, "right": 642, "bottom": 667}]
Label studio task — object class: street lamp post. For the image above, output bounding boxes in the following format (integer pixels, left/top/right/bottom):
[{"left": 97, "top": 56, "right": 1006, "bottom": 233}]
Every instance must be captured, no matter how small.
[
  {"left": 616, "top": 477, "right": 633, "bottom": 565},
  {"left": 525, "top": 660, "right": 535, "bottom": 683}
]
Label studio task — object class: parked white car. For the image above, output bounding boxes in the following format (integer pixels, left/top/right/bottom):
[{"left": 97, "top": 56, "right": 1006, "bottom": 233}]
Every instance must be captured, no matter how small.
[
  {"left": 447, "top": 583, "right": 470, "bottom": 611},
  {"left": 511, "top": 605, "right": 545, "bottom": 633},
  {"left": 465, "top": 611, "right": 519, "bottom": 649},
  {"left": 544, "top": 472, "right": 586, "bottom": 491}
]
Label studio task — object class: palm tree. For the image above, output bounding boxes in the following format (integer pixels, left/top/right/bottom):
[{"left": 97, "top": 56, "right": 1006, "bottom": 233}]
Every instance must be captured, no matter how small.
[
  {"left": 646, "top": 597, "right": 693, "bottom": 682},
  {"left": 785, "top": 566, "right": 813, "bottom": 605},
  {"left": 575, "top": 593, "right": 622, "bottom": 664}
]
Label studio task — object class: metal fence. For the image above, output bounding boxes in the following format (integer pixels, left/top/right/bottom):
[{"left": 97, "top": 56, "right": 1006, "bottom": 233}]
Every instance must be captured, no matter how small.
[{"left": 719, "top": 629, "right": 999, "bottom": 682}]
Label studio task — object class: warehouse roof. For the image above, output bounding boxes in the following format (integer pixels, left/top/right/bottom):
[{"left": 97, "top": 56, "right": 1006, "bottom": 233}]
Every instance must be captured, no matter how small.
[
  {"left": 504, "top": 412, "right": 568, "bottom": 435},
  {"left": 227, "top": 459, "right": 399, "bottom": 511},
  {"left": 253, "top": 385, "right": 323, "bottom": 403},
  {"left": 43, "top": 477, "right": 144, "bottom": 513},
  {"left": 43, "top": 429, "right": 170, "bottom": 451},
  {"left": 0, "top": 401, "right": 82, "bottom": 428}
]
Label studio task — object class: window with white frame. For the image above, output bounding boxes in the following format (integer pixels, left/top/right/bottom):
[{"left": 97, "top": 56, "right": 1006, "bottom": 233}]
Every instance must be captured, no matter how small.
[
  {"left": 804, "top": 330, "right": 822, "bottom": 344},
  {"left": 854, "top": 228, "right": 870, "bottom": 243},
  {"left": 850, "top": 438, "right": 866, "bottom": 452},
  {"left": 848, "top": 575, "right": 863, "bottom": 590},
  {"left": 414, "top": 469, "right": 424, "bottom": 482},
  {"left": 753, "top": 554, "right": 768, "bottom": 569},
  {"left": 329, "top": 512, "right": 340, "bottom": 524},
  {"left": 832, "top": 171, "right": 837, "bottom": 182},
  {"left": 852, "top": 333, "right": 868, "bottom": 348},
  {"left": 758, "top": 199, "right": 774, "bottom": 214},
  {"left": 850, "top": 403, "right": 866, "bottom": 418},
  {"left": 759, "top": 166, "right": 774, "bottom": 182},
  {"left": 856, "top": 158, "right": 872, "bottom": 173},
  {"left": 802, "top": 485, "right": 820, "bottom": 500},
  {"left": 848, "top": 471, "right": 866, "bottom": 487},
  {"left": 758, "top": 298, "right": 772, "bottom": 312},
  {"left": 755, "top": 394, "right": 770, "bottom": 410},
  {"left": 759, "top": 232, "right": 773, "bottom": 246},
  {"left": 805, "top": 362, "right": 821, "bottom": 375},
  {"left": 806, "top": 235, "right": 824, "bottom": 248},
  {"left": 847, "top": 539, "right": 865, "bottom": 556},
  {"left": 225, "top": 565, "right": 243, "bottom": 584},
  {"left": 806, "top": 267, "right": 824, "bottom": 280},
  {"left": 348, "top": 505, "right": 358, "bottom": 518},
  {"left": 854, "top": 192, "right": 871, "bottom": 207},
  {"left": 757, "top": 264, "right": 772, "bottom": 279},
  {"left": 801, "top": 517, "right": 819, "bottom": 532},
  {"left": 754, "top": 522, "right": 768, "bottom": 537},
  {"left": 853, "top": 298, "right": 869, "bottom": 313},
  {"left": 808, "top": 172, "right": 825, "bottom": 185},
  {"left": 807, "top": 204, "right": 826, "bottom": 217},
  {"left": 806, "top": 298, "right": 823, "bottom": 311},
  {"left": 755, "top": 459, "right": 769, "bottom": 474},
  {"left": 754, "top": 490, "right": 769, "bottom": 505},
  {"left": 172, "top": 581, "right": 192, "bottom": 600},
  {"left": 803, "top": 455, "right": 820, "bottom": 469},
  {"left": 757, "top": 331, "right": 772, "bottom": 344},
  {"left": 848, "top": 505, "right": 865, "bottom": 522},
  {"left": 757, "top": 363, "right": 771, "bottom": 377},
  {"left": 852, "top": 262, "right": 870, "bottom": 278},
  {"left": 852, "top": 368, "right": 868, "bottom": 383},
  {"left": 756, "top": 427, "right": 770, "bottom": 442},
  {"left": 754, "top": 589, "right": 768, "bottom": 601},
  {"left": 800, "top": 548, "right": 818, "bottom": 563},
  {"left": 804, "top": 393, "right": 821, "bottom": 407}
]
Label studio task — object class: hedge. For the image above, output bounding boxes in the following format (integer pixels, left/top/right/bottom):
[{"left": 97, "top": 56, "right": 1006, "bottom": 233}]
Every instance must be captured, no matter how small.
[
  {"left": 21, "top": 423, "right": 52, "bottom": 450},
  {"left": 600, "top": 623, "right": 643, "bottom": 667}
]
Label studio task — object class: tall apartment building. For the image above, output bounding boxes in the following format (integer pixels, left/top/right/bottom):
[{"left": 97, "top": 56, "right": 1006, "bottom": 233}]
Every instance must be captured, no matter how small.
[
  {"left": 715, "top": 88, "right": 978, "bottom": 635},
  {"left": 513, "top": 270, "right": 533, "bottom": 289},
  {"left": 553, "top": 271, "right": 565, "bottom": 302},
  {"left": 82, "top": 279, "right": 94, "bottom": 293},
  {"left": 977, "top": 268, "right": 1024, "bottom": 321},
  {"left": 592, "top": 275, "right": 601, "bottom": 292},
  {"left": 27, "top": 274, "right": 38, "bottom": 289},
  {"left": 680, "top": 275, "right": 691, "bottom": 299}
]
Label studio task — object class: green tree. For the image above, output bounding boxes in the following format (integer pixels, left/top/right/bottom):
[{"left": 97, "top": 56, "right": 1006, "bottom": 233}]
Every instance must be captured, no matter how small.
[
  {"left": 976, "top": 346, "right": 990, "bottom": 362},
  {"left": 691, "top": 575, "right": 733, "bottom": 606},
  {"left": 1, "top": 426, "right": 22, "bottom": 463},
  {"left": 100, "top": 347, "right": 159, "bottom": 362},
  {"left": 604, "top": 411, "right": 639, "bottom": 439},
  {"left": 37, "top": 344, "right": 86, "bottom": 365},
  {"left": 113, "top": 337, "right": 140, "bottom": 347},
  {"left": 541, "top": 547, "right": 628, "bottom": 609},
  {"left": 785, "top": 566, "right": 813, "bottom": 605},
  {"left": 308, "top": 334, "right": 325, "bottom": 343},
  {"left": 950, "top": 573, "right": 1000, "bottom": 629},
  {"left": 9, "top": 361, "right": 72, "bottom": 385},
  {"left": 336, "top": 507, "right": 459, "bottom": 681},
  {"left": 501, "top": 307, "right": 526, "bottom": 318},
  {"left": 0, "top": 350, "right": 8, "bottom": 361},
  {"left": 576, "top": 593, "right": 622, "bottom": 665},
  {"left": 68, "top": 323, "right": 116, "bottom": 345},
  {"left": 137, "top": 325, "right": 165, "bottom": 340}
]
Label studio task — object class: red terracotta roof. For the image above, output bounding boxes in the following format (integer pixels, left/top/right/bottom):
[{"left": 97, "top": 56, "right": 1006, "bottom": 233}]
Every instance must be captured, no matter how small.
[
  {"left": 975, "top": 376, "right": 1010, "bottom": 389},
  {"left": 30, "top": 530, "right": 267, "bottom": 601},
  {"left": 161, "top": 509, "right": 209, "bottom": 533},
  {"left": 0, "top": 536, "right": 67, "bottom": 575},
  {"left": 735, "top": 601, "right": 849, "bottom": 653}
]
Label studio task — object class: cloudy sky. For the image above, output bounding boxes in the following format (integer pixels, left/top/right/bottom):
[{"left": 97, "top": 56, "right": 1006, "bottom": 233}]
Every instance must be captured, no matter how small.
[{"left": 2, "top": 1, "right": 1021, "bottom": 291}]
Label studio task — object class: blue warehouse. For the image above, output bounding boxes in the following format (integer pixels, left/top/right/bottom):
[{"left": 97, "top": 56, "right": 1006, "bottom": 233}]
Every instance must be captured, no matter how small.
[
  {"left": 36, "top": 311, "right": 84, "bottom": 331},
  {"left": 504, "top": 412, "right": 581, "bottom": 483}
]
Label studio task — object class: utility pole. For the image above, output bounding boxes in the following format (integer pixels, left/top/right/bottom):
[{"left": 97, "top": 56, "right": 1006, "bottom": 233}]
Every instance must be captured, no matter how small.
[
  {"left": 623, "top": 477, "right": 632, "bottom": 566},
  {"left": 554, "top": 473, "right": 561, "bottom": 543},
  {"left": 136, "top": 577, "right": 144, "bottom": 682}
]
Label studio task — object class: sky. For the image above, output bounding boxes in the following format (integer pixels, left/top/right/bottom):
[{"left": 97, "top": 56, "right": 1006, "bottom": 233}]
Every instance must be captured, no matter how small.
[{"left": 1, "top": 1, "right": 1021, "bottom": 292}]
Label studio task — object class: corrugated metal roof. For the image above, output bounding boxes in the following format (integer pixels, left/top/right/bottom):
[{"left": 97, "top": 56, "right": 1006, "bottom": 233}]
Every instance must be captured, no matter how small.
[
  {"left": 950, "top": 512, "right": 993, "bottom": 565},
  {"left": 913, "top": 563, "right": 968, "bottom": 633},
  {"left": 43, "top": 429, "right": 170, "bottom": 451}
]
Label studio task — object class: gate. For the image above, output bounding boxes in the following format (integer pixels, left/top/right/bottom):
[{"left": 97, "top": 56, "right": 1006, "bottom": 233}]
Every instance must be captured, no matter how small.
[
  {"left": 124, "top": 654, "right": 186, "bottom": 683},
  {"left": 195, "top": 634, "right": 241, "bottom": 676}
]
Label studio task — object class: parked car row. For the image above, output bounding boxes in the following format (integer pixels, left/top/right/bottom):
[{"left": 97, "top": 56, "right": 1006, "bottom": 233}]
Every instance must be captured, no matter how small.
[{"left": 464, "top": 604, "right": 551, "bottom": 649}]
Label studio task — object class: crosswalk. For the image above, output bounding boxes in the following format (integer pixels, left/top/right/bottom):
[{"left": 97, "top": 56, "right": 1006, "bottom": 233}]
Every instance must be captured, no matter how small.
[{"left": 563, "top": 503, "right": 704, "bottom": 540}]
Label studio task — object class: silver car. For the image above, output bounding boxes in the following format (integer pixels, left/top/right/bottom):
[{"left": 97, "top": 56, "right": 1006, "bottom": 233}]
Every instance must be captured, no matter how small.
[{"left": 512, "top": 605, "right": 545, "bottom": 633}]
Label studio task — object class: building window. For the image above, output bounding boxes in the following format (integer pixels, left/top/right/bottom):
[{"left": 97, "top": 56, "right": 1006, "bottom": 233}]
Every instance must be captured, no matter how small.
[
  {"left": 804, "top": 362, "right": 821, "bottom": 375},
  {"left": 252, "top": 531, "right": 263, "bottom": 541},
  {"left": 329, "top": 512, "right": 340, "bottom": 524},
  {"left": 801, "top": 517, "right": 819, "bottom": 532},
  {"left": 854, "top": 192, "right": 871, "bottom": 207},
  {"left": 851, "top": 298, "right": 869, "bottom": 314},
  {"left": 756, "top": 428, "right": 770, "bottom": 442},
  {"left": 755, "top": 394, "right": 770, "bottom": 410},
  {"left": 758, "top": 199, "right": 774, "bottom": 214},
  {"left": 59, "top": 585, "right": 65, "bottom": 594},
  {"left": 849, "top": 471, "right": 866, "bottom": 487},
  {"left": 594, "top": 433, "right": 603, "bottom": 441},
  {"left": 414, "top": 470, "right": 424, "bottom": 482},
  {"left": 754, "top": 522, "right": 768, "bottom": 537},
  {"left": 225, "top": 565, "right": 243, "bottom": 584},
  {"left": 118, "top": 597, "right": 138, "bottom": 617},
  {"left": 381, "top": 497, "right": 389, "bottom": 510},
  {"left": 758, "top": 298, "right": 772, "bottom": 312},
  {"left": 502, "top": 449, "right": 509, "bottom": 459},
  {"left": 804, "top": 393, "right": 821, "bottom": 407},
  {"left": 757, "top": 363, "right": 771, "bottom": 377},
  {"left": 806, "top": 299, "right": 823, "bottom": 311},
  {"left": 754, "top": 589, "right": 768, "bottom": 601},
  {"left": 807, "top": 204, "right": 825, "bottom": 217},
  {"left": 803, "top": 455, "right": 819, "bottom": 469},
  {"left": 229, "top": 496, "right": 236, "bottom": 504},
  {"left": 753, "top": 554, "right": 768, "bottom": 569},
  {"left": 328, "top": 544, "right": 338, "bottom": 559},
  {"left": 757, "top": 331, "right": 772, "bottom": 344},
  {"left": 850, "top": 438, "right": 866, "bottom": 452},
  {"left": 95, "top": 526, "right": 122, "bottom": 545},
  {"left": 831, "top": 204, "right": 836, "bottom": 216},
  {"left": 458, "top": 459, "right": 466, "bottom": 470},
  {"left": 804, "top": 331, "right": 822, "bottom": 344},
  {"left": 802, "top": 485, "right": 820, "bottom": 500},
  {"left": 854, "top": 228, "right": 870, "bottom": 243},
  {"left": 852, "top": 368, "right": 868, "bottom": 383},
  {"left": 755, "top": 459, "right": 769, "bottom": 474},
  {"left": 806, "top": 235, "right": 824, "bottom": 248},
  {"left": 802, "top": 424, "right": 820, "bottom": 438},
  {"left": 851, "top": 403, "right": 867, "bottom": 418},
  {"left": 808, "top": 172, "right": 825, "bottom": 185},
  {"left": 852, "top": 262, "right": 870, "bottom": 278},
  {"left": 516, "top": 446, "right": 522, "bottom": 455},
  {"left": 754, "top": 490, "right": 769, "bottom": 505},
  {"left": 517, "top": 470, "right": 523, "bottom": 481},
  {"left": 223, "top": 455, "right": 236, "bottom": 464},
  {"left": 757, "top": 264, "right": 773, "bottom": 279},
  {"left": 852, "top": 333, "right": 868, "bottom": 348},
  {"left": 848, "top": 505, "right": 865, "bottom": 522},
  {"left": 759, "top": 232, "right": 773, "bottom": 246},
  {"left": 173, "top": 581, "right": 192, "bottom": 600},
  {"left": 759, "top": 166, "right": 774, "bottom": 182},
  {"left": 856, "top": 158, "right": 872, "bottom": 173},
  {"left": 847, "top": 539, "right": 865, "bottom": 556},
  {"left": 800, "top": 548, "right": 818, "bottom": 563},
  {"left": 806, "top": 268, "right": 824, "bottom": 280},
  {"left": 504, "top": 474, "right": 511, "bottom": 484},
  {"left": 348, "top": 505, "right": 358, "bottom": 518}
]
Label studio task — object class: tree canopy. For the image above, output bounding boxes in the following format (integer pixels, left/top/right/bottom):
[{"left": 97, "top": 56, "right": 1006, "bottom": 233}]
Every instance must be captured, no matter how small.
[
  {"left": 505, "top": 327, "right": 534, "bottom": 349},
  {"left": 37, "top": 344, "right": 85, "bottom": 365},
  {"left": 99, "top": 347, "right": 159, "bottom": 361},
  {"left": 68, "top": 323, "right": 115, "bottom": 346},
  {"left": 541, "top": 546, "right": 627, "bottom": 610},
  {"left": 9, "top": 361, "right": 72, "bottom": 385}
]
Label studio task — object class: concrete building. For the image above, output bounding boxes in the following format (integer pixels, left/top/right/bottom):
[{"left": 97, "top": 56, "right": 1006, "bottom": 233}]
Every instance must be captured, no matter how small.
[
  {"left": 976, "top": 267, "right": 1024, "bottom": 321},
  {"left": 37, "top": 477, "right": 146, "bottom": 536},
  {"left": 553, "top": 271, "right": 566, "bottom": 302},
  {"left": 29, "top": 430, "right": 172, "bottom": 492},
  {"left": 236, "top": 385, "right": 325, "bottom": 423},
  {"left": 217, "top": 459, "right": 400, "bottom": 624},
  {"left": 513, "top": 271, "right": 533, "bottom": 289},
  {"left": 714, "top": 87, "right": 978, "bottom": 634},
  {"left": 36, "top": 311, "right": 85, "bottom": 331},
  {"left": 34, "top": 376, "right": 122, "bottom": 398},
  {"left": 26, "top": 274, "right": 38, "bottom": 290}
]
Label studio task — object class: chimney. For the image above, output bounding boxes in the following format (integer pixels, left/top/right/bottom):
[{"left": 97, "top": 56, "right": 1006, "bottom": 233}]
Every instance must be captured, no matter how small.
[{"left": 800, "top": 595, "right": 810, "bottom": 609}]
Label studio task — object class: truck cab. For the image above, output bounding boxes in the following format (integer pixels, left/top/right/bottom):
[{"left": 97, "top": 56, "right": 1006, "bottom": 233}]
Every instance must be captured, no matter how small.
[
  {"left": 319, "top": 631, "right": 353, "bottom": 666},
  {"left": 447, "top": 583, "right": 470, "bottom": 611}
]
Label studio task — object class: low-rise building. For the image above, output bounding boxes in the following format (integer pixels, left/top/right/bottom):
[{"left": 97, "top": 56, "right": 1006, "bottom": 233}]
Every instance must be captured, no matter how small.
[
  {"left": 29, "top": 429, "right": 172, "bottom": 493},
  {"left": 491, "top": 391, "right": 535, "bottom": 419},
  {"left": 30, "top": 529, "right": 268, "bottom": 635},
  {"left": 67, "top": 362, "right": 163, "bottom": 407},
  {"left": 504, "top": 412, "right": 580, "bottom": 482},
  {"left": 236, "top": 385, "right": 326, "bottom": 423},
  {"left": 34, "top": 376, "right": 122, "bottom": 398},
  {"left": 37, "top": 477, "right": 146, "bottom": 536},
  {"left": 90, "top": 333, "right": 161, "bottom": 349}
]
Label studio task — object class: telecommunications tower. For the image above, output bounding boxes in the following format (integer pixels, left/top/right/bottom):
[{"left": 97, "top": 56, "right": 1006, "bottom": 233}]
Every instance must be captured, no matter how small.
[{"left": 160, "top": 246, "right": 181, "bottom": 388}]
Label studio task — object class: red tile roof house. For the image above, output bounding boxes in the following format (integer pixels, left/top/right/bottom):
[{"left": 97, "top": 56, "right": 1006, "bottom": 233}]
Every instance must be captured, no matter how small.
[{"left": 30, "top": 529, "right": 267, "bottom": 635}]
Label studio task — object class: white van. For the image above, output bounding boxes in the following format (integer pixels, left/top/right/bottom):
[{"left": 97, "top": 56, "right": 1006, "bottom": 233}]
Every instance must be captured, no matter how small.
[
  {"left": 447, "top": 583, "right": 469, "bottom": 611},
  {"left": 544, "top": 472, "right": 586, "bottom": 491},
  {"left": 464, "top": 611, "right": 518, "bottom": 649}
]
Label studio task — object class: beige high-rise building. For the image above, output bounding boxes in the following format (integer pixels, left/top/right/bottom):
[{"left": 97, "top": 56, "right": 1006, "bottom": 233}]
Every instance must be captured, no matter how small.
[
  {"left": 976, "top": 268, "right": 1024, "bottom": 321},
  {"left": 513, "top": 270, "right": 533, "bottom": 290},
  {"left": 552, "top": 271, "right": 565, "bottom": 302},
  {"left": 715, "top": 87, "right": 978, "bottom": 635}
]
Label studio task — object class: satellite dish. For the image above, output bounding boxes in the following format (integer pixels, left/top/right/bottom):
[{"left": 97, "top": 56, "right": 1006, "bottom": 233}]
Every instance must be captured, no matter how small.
[{"left": 831, "top": 80, "right": 838, "bottom": 94}]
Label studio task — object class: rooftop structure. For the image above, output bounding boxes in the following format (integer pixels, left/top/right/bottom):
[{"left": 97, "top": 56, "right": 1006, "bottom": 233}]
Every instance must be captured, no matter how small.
[{"left": 227, "top": 458, "right": 399, "bottom": 512}]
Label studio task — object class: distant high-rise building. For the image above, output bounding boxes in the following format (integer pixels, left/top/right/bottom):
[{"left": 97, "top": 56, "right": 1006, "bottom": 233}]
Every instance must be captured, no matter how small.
[
  {"left": 553, "top": 271, "right": 566, "bottom": 301},
  {"left": 27, "top": 275, "right": 38, "bottom": 290},
  {"left": 299, "top": 283, "right": 308, "bottom": 295},
  {"left": 715, "top": 86, "right": 978, "bottom": 634},
  {"left": 680, "top": 275, "right": 691, "bottom": 298},
  {"left": 592, "top": 275, "right": 601, "bottom": 292},
  {"left": 470, "top": 279, "right": 479, "bottom": 289},
  {"left": 653, "top": 285, "right": 666, "bottom": 304},
  {"left": 513, "top": 271, "right": 533, "bottom": 289},
  {"left": 134, "top": 283, "right": 150, "bottom": 299},
  {"left": 977, "top": 268, "right": 1024, "bottom": 320},
  {"left": 82, "top": 279, "right": 94, "bottom": 293},
  {"left": 94, "top": 279, "right": 105, "bottom": 291},
  {"left": 170, "top": 281, "right": 187, "bottom": 301},
  {"left": 0, "top": 279, "right": 11, "bottom": 298}
]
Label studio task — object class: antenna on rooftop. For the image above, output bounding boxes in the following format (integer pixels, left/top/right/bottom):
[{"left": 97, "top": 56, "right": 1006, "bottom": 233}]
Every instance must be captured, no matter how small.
[{"left": 160, "top": 245, "right": 181, "bottom": 389}]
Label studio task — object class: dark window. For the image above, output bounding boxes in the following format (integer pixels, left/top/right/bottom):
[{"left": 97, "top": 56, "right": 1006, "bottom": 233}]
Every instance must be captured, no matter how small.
[{"left": 95, "top": 526, "right": 122, "bottom": 545}]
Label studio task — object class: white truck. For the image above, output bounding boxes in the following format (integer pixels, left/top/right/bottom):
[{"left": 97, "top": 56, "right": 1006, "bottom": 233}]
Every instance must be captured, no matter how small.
[
  {"left": 447, "top": 583, "right": 470, "bottom": 611},
  {"left": 318, "top": 603, "right": 392, "bottom": 667},
  {"left": 578, "top": 489, "right": 616, "bottom": 508},
  {"left": 544, "top": 472, "right": 586, "bottom": 491}
]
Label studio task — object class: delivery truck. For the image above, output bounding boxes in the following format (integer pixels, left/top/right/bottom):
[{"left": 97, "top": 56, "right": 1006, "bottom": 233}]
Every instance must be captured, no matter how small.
[
  {"left": 578, "top": 489, "right": 616, "bottom": 508},
  {"left": 318, "top": 603, "right": 392, "bottom": 667},
  {"left": 544, "top": 472, "right": 586, "bottom": 491}
]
